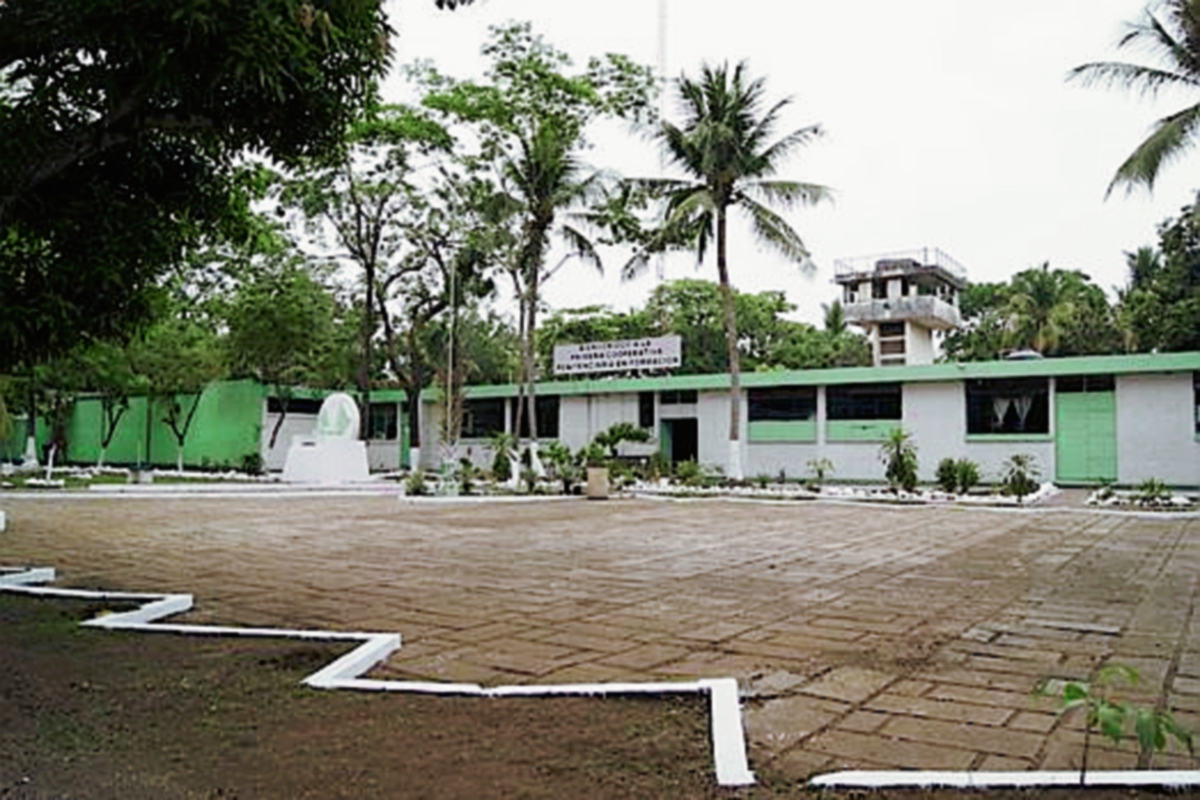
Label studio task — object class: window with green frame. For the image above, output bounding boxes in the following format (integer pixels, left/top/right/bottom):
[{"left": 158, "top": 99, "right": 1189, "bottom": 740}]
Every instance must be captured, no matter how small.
[
  {"left": 368, "top": 402, "right": 398, "bottom": 441},
  {"left": 966, "top": 378, "right": 1049, "bottom": 435}
]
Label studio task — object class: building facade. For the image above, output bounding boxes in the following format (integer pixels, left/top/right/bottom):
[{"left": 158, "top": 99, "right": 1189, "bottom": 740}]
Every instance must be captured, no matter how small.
[{"left": 424, "top": 352, "right": 1200, "bottom": 487}]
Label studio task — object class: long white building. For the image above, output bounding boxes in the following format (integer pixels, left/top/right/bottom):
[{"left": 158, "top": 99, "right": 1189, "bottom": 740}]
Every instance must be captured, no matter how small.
[{"left": 421, "top": 352, "right": 1200, "bottom": 487}]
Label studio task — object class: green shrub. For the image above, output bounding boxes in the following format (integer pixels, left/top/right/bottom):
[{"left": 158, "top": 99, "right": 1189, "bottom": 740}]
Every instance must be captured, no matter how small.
[
  {"left": 674, "top": 459, "right": 701, "bottom": 485},
  {"left": 935, "top": 457, "right": 958, "bottom": 493},
  {"left": 806, "top": 457, "right": 834, "bottom": 485},
  {"left": 490, "top": 432, "right": 516, "bottom": 481},
  {"left": 880, "top": 429, "right": 918, "bottom": 493},
  {"left": 240, "top": 452, "right": 264, "bottom": 476},
  {"left": 593, "top": 422, "right": 651, "bottom": 458},
  {"left": 1001, "top": 453, "right": 1040, "bottom": 503},
  {"left": 956, "top": 459, "right": 981, "bottom": 494},
  {"left": 541, "top": 441, "right": 577, "bottom": 493},
  {"left": 405, "top": 470, "right": 429, "bottom": 496},
  {"left": 457, "top": 457, "right": 478, "bottom": 495},
  {"left": 1135, "top": 477, "right": 1170, "bottom": 506},
  {"left": 754, "top": 473, "right": 771, "bottom": 489},
  {"left": 647, "top": 451, "right": 670, "bottom": 481}
]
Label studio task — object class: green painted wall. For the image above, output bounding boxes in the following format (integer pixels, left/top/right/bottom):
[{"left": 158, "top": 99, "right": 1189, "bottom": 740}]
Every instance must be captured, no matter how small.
[
  {"left": 58, "top": 381, "right": 266, "bottom": 468},
  {"left": 748, "top": 420, "right": 817, "bottom": 443},
  {"left": 7, "top": 382, "right": 409, "bottom": 470},
  {"left": 1055, "top": 391, "right": 1117, "bottom": 483},
  {"left": 826, "top": 420, "right": 900, "bottom": 442}
]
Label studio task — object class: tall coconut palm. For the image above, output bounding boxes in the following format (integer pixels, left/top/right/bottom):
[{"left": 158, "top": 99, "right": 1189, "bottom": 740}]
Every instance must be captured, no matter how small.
[
  {"left": 502, "top": 121, "right": 602, "bottom": 444},
  {"left": 1072, "top": 0, "right": 1200, "bottom": 195},
  {"left": 625, "top": 62, "right": 830, "bottom": 479}
]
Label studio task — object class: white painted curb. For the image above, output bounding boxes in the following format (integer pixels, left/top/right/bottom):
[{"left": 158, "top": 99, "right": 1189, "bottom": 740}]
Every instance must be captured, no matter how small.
[
  {"left": 0, "top": 565, "right": 754, "bottom": 788},
  {"left": 810, "top": 770, "right": 1200, "bottom": 788}
]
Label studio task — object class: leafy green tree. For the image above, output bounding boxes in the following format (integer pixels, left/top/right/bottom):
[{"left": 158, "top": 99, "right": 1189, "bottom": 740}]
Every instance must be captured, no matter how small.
[
  {"left": 375, "top": 169, "right": 501, "bottom": 453},
  {"left": 629, "top": 62, "right": 831, "bottom": 478},
  {"left": 943, "top": 268, "right": 1121, "bottom": 360},
  {"left": 1117, "top": 198, "right": 1200, "bottom": 352},
  {"left": 131, "top": 322, "right": 224, "bottom": 471},
  {"left": 1071, "top": 0, "right": 1200, "bottom": 195},
  {"left": 421, "top": 22, "right": 656, "bottom": 444},
  {"left": 0, "top": 0, "right": 417, "bottom": 370},
  {"left": 282, "top": 103, "right": 453, "bottom": 437},
  {"left": 225, "top": 264, "right": 342, "bottom": 450},
  {"left": 535, "top": 279, "right": 870, "bottom": 378}
]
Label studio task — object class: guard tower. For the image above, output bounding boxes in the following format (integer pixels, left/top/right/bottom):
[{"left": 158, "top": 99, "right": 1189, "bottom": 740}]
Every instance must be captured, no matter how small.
[{"left": 833, "top": 248, "right": 967, "bottom": 367}]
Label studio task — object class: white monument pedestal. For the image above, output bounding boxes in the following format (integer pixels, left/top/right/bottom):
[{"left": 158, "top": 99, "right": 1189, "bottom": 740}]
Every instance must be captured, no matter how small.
[
  {"left": 282, "top": 392, "right": 370, "bottom": 484},
  {"left": 282, "top": 437, "right": 369, "bottom": 484}
]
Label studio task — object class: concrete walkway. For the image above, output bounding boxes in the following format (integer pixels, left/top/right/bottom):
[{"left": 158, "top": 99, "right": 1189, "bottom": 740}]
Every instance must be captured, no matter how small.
[{"left": 1, "top": 496, "right": 1196, "bottom": 779}]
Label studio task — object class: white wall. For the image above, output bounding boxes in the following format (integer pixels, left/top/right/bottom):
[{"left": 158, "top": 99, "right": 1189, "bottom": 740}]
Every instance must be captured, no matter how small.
[
  {"left": 262, "top": 412, "right": 318, "bottom": 472},
  {"left": 1116, "top": 373, "right": 1200, "bottom": 486},
  {"left": 905, "top": 325, "right": 936, "bottom": 366}
]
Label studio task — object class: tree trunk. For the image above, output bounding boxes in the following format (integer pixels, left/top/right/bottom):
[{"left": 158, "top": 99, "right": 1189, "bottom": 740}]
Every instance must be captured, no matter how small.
[
  {"left": 176, "top": 443, "right": 184, "bottom": 473},
  {"left": 715, "top": 203, "right": 742, "bottom": 480},
  {"left": 512, "top": 288, "right": 527, "bottom": 447},
  {"left": 526, "top": 273, "right": 540, "bottom": 444},
  {"left": 359, "top": 260, "right": 375, "bottom": 441},
  {"left": 268, "top": 404, "right": 288, "bottom": 449}
]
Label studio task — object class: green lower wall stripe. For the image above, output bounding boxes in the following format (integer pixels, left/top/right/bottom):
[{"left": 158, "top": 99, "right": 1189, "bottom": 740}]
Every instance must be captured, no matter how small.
[
  {"left": 825, "top": 420, "right": 901, "bottom": 442},
  {"left": 747, "top": 420, "right": 817, "bottom": 443}
]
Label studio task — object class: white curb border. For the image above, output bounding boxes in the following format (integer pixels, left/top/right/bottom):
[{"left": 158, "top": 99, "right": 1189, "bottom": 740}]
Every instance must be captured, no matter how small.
[
  {"left": 810, "top": 769, "right": 1200, "bottom": 788},
  {"left": 0, "top": 566, "right": 754, "bottom": 787}
]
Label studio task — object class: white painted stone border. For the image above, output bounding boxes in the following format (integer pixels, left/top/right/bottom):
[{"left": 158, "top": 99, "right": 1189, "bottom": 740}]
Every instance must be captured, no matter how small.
[
  {"left": 0, "top": 565, "right": 754, "bottom": 787},
  {"left": 810, "top": 769, "right": 1200, "bottom": 788}
]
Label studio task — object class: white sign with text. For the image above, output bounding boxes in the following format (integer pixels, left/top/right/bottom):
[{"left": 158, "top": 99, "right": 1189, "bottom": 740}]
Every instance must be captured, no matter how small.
[{"left": 553, "top": 335, "right": 682, "bottom": 376}]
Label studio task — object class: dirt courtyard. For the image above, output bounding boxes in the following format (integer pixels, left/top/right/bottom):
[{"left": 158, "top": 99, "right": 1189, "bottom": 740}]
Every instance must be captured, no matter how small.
[{"left": 2, "top": 494, "right": 1198, "bottom": 780}]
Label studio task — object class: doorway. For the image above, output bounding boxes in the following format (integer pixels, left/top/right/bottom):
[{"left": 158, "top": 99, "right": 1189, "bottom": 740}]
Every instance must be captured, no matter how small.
[
  {"left": 1055, "top": 375, "right": 1117, "bottom": 484},
  {"left": 661, "top": 418, "right": 698, "bottom": 464}
]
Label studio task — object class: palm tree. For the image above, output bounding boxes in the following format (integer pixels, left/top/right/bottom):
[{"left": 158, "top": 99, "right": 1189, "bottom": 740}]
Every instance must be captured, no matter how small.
[
  {"left": 1071, "top": 1, "right": 1200, "bottom": 195},
  {"left": 502, "top": 122, "right": 602, "bottom": 444},
  {"left": 626, "top": 62, "right": 830, "bottom": 479},
  {"left": 1005, "top": 264, "right": 1089, "bottom": 355}
]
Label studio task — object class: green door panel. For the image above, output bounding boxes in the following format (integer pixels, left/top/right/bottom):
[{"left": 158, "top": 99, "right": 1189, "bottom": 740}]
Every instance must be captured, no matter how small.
[{"left": 1055, "top": 391, "right": 1117, "bottom": 483}]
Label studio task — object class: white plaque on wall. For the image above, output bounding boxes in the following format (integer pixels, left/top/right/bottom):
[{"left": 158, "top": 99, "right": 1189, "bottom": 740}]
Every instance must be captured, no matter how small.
[{"left": 553, "top": 335, "right": 682, "bottom": 376}]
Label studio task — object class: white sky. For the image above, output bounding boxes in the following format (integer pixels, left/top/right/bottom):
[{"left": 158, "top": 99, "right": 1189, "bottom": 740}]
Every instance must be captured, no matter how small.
[{"left": 381, "top": 0, "right": 1197, "bottom": 326}]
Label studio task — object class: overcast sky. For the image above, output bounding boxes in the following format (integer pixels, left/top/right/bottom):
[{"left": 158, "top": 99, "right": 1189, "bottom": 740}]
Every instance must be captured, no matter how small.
[{"left": 380, "top": 0, "right": 1196, "bottom": 326}]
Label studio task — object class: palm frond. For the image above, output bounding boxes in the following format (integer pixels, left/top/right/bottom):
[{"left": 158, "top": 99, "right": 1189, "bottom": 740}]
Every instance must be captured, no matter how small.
[
  {"left": 741, "top": 197, "right": 812, "bottom": 266},
  {"left": 1108, "top": 101, "right": 1200, "bottom": 195},
  {"left": 552, "top": 223, "right": 603, "bottom": 278},
  {"left": 743, "top": 180, "right": 833, "bottom": 211},
  {"left": 1069, "top": 61, "right": 1200, "bottom": 97},
  {"left": 752, "top": 124, "right": 824, "bottom": 175}
]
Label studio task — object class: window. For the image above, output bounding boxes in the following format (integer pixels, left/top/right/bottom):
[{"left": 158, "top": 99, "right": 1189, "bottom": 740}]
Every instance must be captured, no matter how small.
[
  {"left": 509, "top": 396, "right": 560, "bottom": 439},
  {"left": 1195, "top": 372, "right": 1199, "bottom": 435},
  {"left": 462, "top": 398, "right": 505, "bottom": 439},
  {"left": 368, "top": 402, "right": 398, "bottom": 441},
  {"left": 879, "top": 321, "right": 905, "bottom": 338},
  {"left": 1056, "top": 375, "right": 1114, "bottom": 393},
  {"left": 879, "top": 339, "right": 906, "bottom": 356},
  {"left": 661, "top": 389, "right": 698, "bottom": 405},
  {"left": 827, "top": 383, "right": 902, "bottom": 420},
  {"left": 966, "top": 378, "right": 1049, "bottom": 435},
  {"left": 639, "top": 392, "right": 655, "bottom": 429},
  {"left": 748, "top": 387, "right": 816, "bottom": 421},
  {"left": 267, "top": 397, "right": 324, "bottom": 415}
]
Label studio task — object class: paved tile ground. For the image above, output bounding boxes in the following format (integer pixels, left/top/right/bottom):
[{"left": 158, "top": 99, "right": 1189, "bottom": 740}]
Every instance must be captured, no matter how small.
[{"left": 2, "top": 495, "right": 1198, "bottom": 779}]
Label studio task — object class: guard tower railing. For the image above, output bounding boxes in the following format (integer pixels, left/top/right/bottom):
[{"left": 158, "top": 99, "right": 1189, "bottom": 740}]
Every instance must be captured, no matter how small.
[{"left": 833, "top": 247, "right": 968, "bottom": 284}]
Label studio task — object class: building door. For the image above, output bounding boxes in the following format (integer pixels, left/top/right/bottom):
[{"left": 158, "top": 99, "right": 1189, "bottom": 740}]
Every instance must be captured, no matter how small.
[
  {"left": 662, "top": 418, "right": 699, "bottom": 464},
  {"left": 1055, "top": 376, "right": 1117, "bottom": 484}
]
